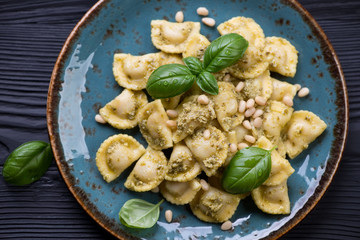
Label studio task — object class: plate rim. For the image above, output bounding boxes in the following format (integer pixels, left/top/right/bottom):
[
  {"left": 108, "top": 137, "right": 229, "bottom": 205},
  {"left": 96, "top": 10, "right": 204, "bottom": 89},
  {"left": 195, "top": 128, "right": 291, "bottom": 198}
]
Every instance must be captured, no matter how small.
[{"left": 46, "top": 0, "right": 349, "bottom": 239}]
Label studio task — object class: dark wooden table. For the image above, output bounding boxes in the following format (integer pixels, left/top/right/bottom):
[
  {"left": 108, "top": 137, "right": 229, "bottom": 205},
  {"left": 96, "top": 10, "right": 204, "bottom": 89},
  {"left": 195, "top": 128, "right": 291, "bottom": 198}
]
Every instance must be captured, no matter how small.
[{"left": 0, "top": 0, "right": 359, "bottom": 239}]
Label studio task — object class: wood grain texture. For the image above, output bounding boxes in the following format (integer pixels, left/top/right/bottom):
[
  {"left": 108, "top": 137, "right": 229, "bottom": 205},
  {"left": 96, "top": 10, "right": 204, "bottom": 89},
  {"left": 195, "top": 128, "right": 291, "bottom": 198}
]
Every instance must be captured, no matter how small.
[{"left": 0, "top": 0, "right": 359, "bottom": 239}]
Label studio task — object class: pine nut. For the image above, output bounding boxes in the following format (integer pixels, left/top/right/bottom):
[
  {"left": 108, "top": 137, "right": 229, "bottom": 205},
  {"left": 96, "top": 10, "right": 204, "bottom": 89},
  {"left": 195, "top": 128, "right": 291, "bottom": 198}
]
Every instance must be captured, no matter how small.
[
  {"left": 244, "top": 107, "right": 256, "bottom": 117},
  {"left": 235, "top": 81, "right": 244, "bottom": 92},
  {"left": 282, "top": 95, "right": 293, "bottom": 107},
  {"left": 203, "top": 129, "right": 211, "bottom": 140},
  {"left": 229, "top": 143, "right": 237, "bottom": 153},
  {"left": 200, "top": 179, "right": 209, "bottom": 191},
  {"left": 166, "top": 109, "right": 178, "bottom": 118},
  {"left": 242, "top": 120, "right": 252, "bottom": 130},
  {"left": 151, "top": 186, "right": 159, "bottom": 193},
  {"left": 202, "top": 17, "right": 216, "bottom": 27},
  {"left": 246, "top": 98, "right": 255, "bottom": 109},
  {"left": 166, "top": 120, "right": 177, "bottom": 129},
  {"left": 255, "top": 96, "right": 267, "bottom": 106},
  {"left": 244, "top": 135, "right": 256, "bottom": 143},
  {"left": 238, "top": 100, "right": 246, "bottom": 113},
  {"left": 95, "top": 114, "right": 106, "bottom": 124},
  {"left": 298, "top": 87, "right": 310, "bottom": 97},
  {"left": 253, "top": 109, "right": 264, "bottom": 118},
  {"left": 175, "top": 11, "right": 184, "bottom": 23},
  {"left": 198, "top": 94, "right": 209, "bottom": 104},
  {"left": 238, "top": 142, "right": 249, "bottom": 150},
  {"left": 165, "top": 210, "right": 173, "bottom": 223},
  {"left": 253, "top": 117, "right": 263, "bottom": 128},
  {"left": 197, "top": 7, "right": 209, "bottom": 16},
  {"left": 223, "top": 74, "right": 231, "bottom": 82},
  {"left": 221, "top": 220, "right": 233, "bottom": 231},
  {"left": 294, "top": 84, "right": 301, "bottom": 91}
]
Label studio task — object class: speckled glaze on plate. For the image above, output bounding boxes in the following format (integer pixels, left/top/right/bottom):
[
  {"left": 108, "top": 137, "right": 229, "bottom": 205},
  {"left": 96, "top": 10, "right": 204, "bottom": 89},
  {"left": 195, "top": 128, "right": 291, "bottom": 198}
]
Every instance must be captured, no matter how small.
[{"left": 47, "top": 0, "right": 348, "bottom": 239}]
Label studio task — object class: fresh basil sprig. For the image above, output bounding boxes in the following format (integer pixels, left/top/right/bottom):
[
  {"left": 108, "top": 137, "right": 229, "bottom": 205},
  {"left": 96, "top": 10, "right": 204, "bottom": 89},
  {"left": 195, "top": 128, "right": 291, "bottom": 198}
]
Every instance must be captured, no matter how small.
[
  {"left": 2, "top": 141, "right": 53, "bottom": 186},
  {"left": 221, "top": 147, "right": 272, "bottom": 194},
  {"left": 119, "top": 199, "right": 164, "bottom": 229},
  {"left": 146, "top": 33, "right": 248, "bottom": 99}
]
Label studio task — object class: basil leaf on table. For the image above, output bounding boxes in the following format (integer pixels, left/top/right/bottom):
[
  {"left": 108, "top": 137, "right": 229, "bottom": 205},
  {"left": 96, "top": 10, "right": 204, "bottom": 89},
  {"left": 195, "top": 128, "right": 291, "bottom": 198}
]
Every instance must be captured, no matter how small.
[
  {"left": 183, "top": 57, "right": 204, "bottom": 75},
  {"left": 2, "top": 141, "right": 53, "bottom": 186},
  {"left": 146, "top": 64, "right": 196, "bottom": 99},
  {"left": 203, "top": 33, "right": 248, "bottom": 73},
  {"left": 221, "top": 147, "right": 272, "bottom": 194},
  {"left": 119, "top": 199, "right": 164, "bottom": 228},
  {"left": 196, "top": 71, "right": 219, "bottom": 95}
]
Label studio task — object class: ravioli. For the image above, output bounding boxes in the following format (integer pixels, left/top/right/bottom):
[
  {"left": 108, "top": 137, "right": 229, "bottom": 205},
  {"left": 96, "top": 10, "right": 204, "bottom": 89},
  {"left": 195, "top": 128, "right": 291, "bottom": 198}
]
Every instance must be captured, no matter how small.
[
  {"left": 270, "top": 77, "right": 297, "bottom": 102},
  {"left": 138, "top": 100, "right": 173, "bottom": 150},
  {"left": 190, "top": 186, "right": 241, "bottom": 223},
  {"left": 96, "top": 134, "right": 146, "bottom": 183},
  {"left": 264, "top": 37, "right": 298, "bottom": 77},
  {"left": 213, "top": 82, "right": 244, "bottom": 131},
  {"left": 182, "top": 33, "right": 210, "bottom": 59},
  {"left": 284, "top": 111, "right": 327, "bottom": 159},
  {"left": 124, "top": 147, "right": 167, "bottom": 192},
  {"left": 242, "top": 70, "right": 273, "bottom": 100},
  {"left": 165, "top": 143, "right": 202, "bottom": 182},
  {"left": 173, "top": 95, "right": 216, "bottom": 143},
  {"left": 99, "top": 89, "right": 148, "bottom": 129},
  {"left": 151, "top": 20, "right": 201, "bottom": 53},
  {"left": 158, "top": 51, "right": 184, "bottom": 65},
  {"left": 160, "top": 179, "right": 201, "bottom": 205},
  {"left": 251, "top": 180, "right": 291, "bottom": 214},
  {"left": 161, "top": 95, "right": 182, "bottom": 110},
  {"left": 185, "top": 126, "right": 228, "bottom": 177}
]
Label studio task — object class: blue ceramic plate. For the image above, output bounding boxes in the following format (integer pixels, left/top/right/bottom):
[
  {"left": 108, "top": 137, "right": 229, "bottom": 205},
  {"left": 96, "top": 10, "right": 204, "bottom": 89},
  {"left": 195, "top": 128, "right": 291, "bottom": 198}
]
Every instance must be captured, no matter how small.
[{"left": 47, "top": 0, "right": 348, "bottom": 239}]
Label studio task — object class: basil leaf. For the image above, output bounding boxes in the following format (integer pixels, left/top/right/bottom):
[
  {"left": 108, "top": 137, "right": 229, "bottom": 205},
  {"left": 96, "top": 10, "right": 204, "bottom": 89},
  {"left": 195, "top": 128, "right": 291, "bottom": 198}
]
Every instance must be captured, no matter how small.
[
  {"left": 183, "top": 57, "right": 203, "bottom": 75},
  {"left": 146, "top": 64, "right": 196, "bottom": 99},
  {"left": 196, "top": 71, "right": 219, "bottom": 95},
  {"left": 119, "top": 199, "right": 164, "bottom": 229},
  {"left": 203, "top": 33, "right": 249, "bottom": 73},
  {"left": 2, "top": 141, "right": 53, "bottom": 186},
  {"left": 221, "top": 147, "right": 272, "bottom": 194}
]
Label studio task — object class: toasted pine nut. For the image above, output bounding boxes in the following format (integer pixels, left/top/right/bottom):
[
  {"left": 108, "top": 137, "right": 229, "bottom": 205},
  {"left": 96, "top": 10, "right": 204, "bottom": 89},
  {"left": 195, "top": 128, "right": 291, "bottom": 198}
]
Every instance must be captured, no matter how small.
[
  {"left": 200, "top": 179, "right": 209, "bottom": 191},
  {"left": 294, "top": 84, "right": 301, "bottom": 91},
  {"left": 223, "top": 74, "right": 231, "bottom": 82},
  {"left": 282, "top": 95, "right": 293, "bottom": 107},
  {"left": 238, "top": 142, "right": 249, "bottom": 150},
  {"left": 95, "top": 114, "right": 106, "bottom": 124},
  {"left": 166, "top": 120, "right": 177, "bottom": 129},
  {"left": 246, "top": 98, "right": 255, "bottom": 109},
  {"left": 298, "top": 87, "right": 310, "bottom": 97},
  {"left": 255, "top": 96, "right": 267, "bottom": 106},
  {"left": 203, "top": 129, "right": 211, "bottom": 139},
  {"left": 238, "top": 100, "right": 246, "bottom": 113},
  {"left": 221, "top": 220, "right": 233, "bottom": 231},
  {"left": 151, "top": 186, "right": 159, "bottom": 193},
  {"left": 202, "top": 17, "right": 216, "bottom": 27},
  {"left": 242, "top": 120, "right": 252, "bottom": 130},
  {"left": 175, "top": 11, "right": 184, "bottom": 23},
  {"left": 166, "top": 109, "right": 178, "bottom": 118},
  {"left": 230, "top": 143, "right": 237, "bottom": 153},
  {"left": 197, "top": 7, "right": 209, "bottom": 16},
  {"left": 198, "top": 94, "right": 209, "bottom": 104},
  {"left": 244, "top": 107, "right": 256, "bottom": 117},
  {"left": 235, "top": 81, "right": 245, "bottom": 92},
  {"left": 253, "top": 117, "right": 263, "bottom": 128},
  {"left": 244, "top": 135, "right": 256, "bottom": 143},
  {"left": 253, "top": 109, "right": 264, "bottom": 118},
  {"left": 165, "top": 210, "right": 173, "bottom": 223}
]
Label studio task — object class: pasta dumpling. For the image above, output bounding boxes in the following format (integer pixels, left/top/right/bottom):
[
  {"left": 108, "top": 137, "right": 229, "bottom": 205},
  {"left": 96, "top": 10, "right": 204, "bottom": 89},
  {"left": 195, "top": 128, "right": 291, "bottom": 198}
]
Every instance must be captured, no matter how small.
[
  {"left": 265, "top": 37, "right": 298, "bottom": 77},
  {"left": 270, "top": 77, "right": 297, "bottom": 102},
  {"left": 284, "top": 110, "right": 327, "bottom": 159},
  {"left": 242, "top": 70, "right": 273, "bottom": 100},
  {"left": 151, "top": 20, "right": 201, "bottom": 53},
  {"left": 99, "top": 89, "right": 148, "bottom": 129},
  {"left": 182, "top": 33, "right": 210, "bottom": 59},
  {"left": 138, "top": 100, "right": 173, "bottom": 150},
  {"left": 124, "top": 147, "right": 167, "bottom": 192},
  {"left": 165, "top": 143, "right": 202, "bottom": 182},
  {"left": 161, "top": 95, "right": 182, "bottom": 110},
  {"left": 190, "top": 186, "right": 241, "bottom": 223},
  {"left": 213, "top": 82, "right": 244, "bottom": 131},
  {"left": 160, "top": 179, "right": 201, "bottom": 205},
  {"left": 96, "top": 134, "right": 146, "bottom": 183},
  {"left": 251, "top": 180, "right": 291, "bottom": 214},
  {"left": 185, "top": 126, "right": 228, "bottom": 177},
  {"left": 158, "top": 51, "right": 184, "bottom": 65}
]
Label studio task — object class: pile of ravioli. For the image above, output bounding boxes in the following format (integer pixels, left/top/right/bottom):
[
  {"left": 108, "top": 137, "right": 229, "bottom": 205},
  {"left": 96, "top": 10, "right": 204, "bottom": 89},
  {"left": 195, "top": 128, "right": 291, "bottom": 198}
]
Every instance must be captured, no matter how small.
[{"left": 96, "top": 17, "right": 327, "bottom": 223}]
